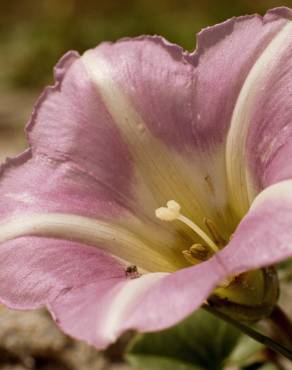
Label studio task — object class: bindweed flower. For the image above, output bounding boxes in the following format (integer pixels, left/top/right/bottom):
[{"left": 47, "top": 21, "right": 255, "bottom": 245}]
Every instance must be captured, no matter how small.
[{"left": 1, "top": 7, "right": 292, "bottom": 349}]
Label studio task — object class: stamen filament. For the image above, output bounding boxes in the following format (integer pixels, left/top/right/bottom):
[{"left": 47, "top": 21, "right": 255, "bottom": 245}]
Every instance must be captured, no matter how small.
[
  {"left": 204, "top": 218, "right": 226, "bottom": 247},
  {"left": 155, "top": 200, "right": 219, "bottom": 253},
  {"left": 177, "top": 214, "right": 219, "bottom": 253}
]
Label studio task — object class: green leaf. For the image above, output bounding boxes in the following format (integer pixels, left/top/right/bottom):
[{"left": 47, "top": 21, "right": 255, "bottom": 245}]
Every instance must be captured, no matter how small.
[
  {"left": 127, "top": 355, "right": 202, "bottom": 370},
  {"left": 126, "top": 309, "right": 241, "bottom": 370},
  {"left": 205, "top": 306, "right": 292, "bottom": 362},
  {"left": 228, "top": 334, "right": 264, "bottom": 366}
]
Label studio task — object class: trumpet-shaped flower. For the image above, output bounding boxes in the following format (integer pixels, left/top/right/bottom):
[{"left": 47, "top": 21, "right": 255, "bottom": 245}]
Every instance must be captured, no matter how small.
[{"left": 1, "top": 7, "right": 292, "bottom": 348}]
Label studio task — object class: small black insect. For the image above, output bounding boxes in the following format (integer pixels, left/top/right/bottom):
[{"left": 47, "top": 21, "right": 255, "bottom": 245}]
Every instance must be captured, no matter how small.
[{"left": 125, "top": 265, "right": 140, "bottom": 279}]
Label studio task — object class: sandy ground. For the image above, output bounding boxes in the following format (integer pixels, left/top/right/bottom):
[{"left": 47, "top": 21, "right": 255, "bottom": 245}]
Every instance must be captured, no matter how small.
[{"left": 0, "top": 306, "right": 133, "bottom": 370}]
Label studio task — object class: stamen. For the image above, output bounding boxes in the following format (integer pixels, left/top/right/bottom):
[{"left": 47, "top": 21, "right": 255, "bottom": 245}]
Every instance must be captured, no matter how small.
[
  {"left": 189, "top": 243, "right": 210, "bottom": 261},
  {"left": 155, "top": 200, "right": 219, "bottom": 253},
  {"left": 204, "top": 218, "right": 226, "bottom": 247},
  {"left": 182, "top": 250, "right": 201, "bottom": 265},
  {"left": 183, "top": 244, "right": 211, "bottom": 265},
  {"left": 155, "top": 200, "right": 181, "bottom": 221}
]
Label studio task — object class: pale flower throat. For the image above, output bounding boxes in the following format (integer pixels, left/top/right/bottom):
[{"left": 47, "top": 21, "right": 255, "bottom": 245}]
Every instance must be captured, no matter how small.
[
  {"left": 155, "top": 200, "right": 225, "bottom": 265},
  {"left": 156, "top": 202, "right": 279, "bottom": 322}
]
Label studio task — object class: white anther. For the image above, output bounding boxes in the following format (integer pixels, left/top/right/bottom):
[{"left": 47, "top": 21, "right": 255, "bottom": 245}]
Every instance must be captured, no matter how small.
[
  {"left": 155, "top": 200, "right": 181, "bottom": 221},
  {"left": 167, "top": 200, "right": 181, "bottom": 213},
  {"left": 155, "top": 207, "right": 178, "bottom": 221}
]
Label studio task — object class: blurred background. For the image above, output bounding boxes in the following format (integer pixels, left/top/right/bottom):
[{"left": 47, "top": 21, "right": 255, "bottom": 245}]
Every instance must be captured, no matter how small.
[
  {"left": 0, "top": 0, "right": 292, "bottom": 369},
  {"left": 0, "top": 0, "right": 292, "bottom": 158}
]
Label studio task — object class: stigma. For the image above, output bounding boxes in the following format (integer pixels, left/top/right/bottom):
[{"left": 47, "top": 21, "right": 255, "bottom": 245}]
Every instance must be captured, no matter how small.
[{"left": 155, "top": 200, "right": 221, "bottom": 264}]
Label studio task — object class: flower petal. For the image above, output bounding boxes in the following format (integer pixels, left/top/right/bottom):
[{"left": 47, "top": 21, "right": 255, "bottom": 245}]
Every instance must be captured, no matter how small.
[
  {"left": 219, "top": 180, "right": 292, "bottom": 273},
  {"left": 49, "top": 257, "right": 226, "bottom": 349},
  {"left": 0, "top": 50, "right": 128, "bottom": 221},
  {"left": 79, "top": 7, "right": 292, "bottom": 231},
  {"left": 24, "top": 51, "right": 134, "bottom": 214},
  {"left": 224, "top": 8, "right": 292, "bottom": 218},
  {"left": 0, "top": 236, "right": 124, "bottom": 309},
  {"left": 1, "top": 34, "right": 235, "bottom": 264},
  {"left": 4, "top": 178, "right": 292, "bottom": 350},
  {"left": 0, "top": 235, "right": 226, "bottom": 349},
  {"left": 1, "top": 8, "right": 292, "bottom": 350},
  {"left": 0, "top": 51, "right": 189, "bottom": 270},
  {"left": 81, "top": 37, "right": 232, "bottom": 235},
  {"left": 0, "top": 213, "right": 185, "bottom": 272},
  {"left": 4, "top": 8, "right": 291, "bottom": 256},
  {"left": 245, "top": 25, "right": 292, "bottom": 190}
]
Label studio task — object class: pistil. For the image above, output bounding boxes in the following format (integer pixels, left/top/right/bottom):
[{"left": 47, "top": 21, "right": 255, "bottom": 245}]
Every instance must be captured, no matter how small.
[{"left": 155, "top": 200, "right": 219, "bottom": 254}]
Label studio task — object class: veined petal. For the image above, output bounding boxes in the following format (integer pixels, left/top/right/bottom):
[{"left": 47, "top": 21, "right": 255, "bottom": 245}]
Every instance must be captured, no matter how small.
[
  {"left": 79, "top": 7, "right": 292, "bottom": 232},
  {"left": 186, "top": 7, "right": 292, "bottom": 223},
  {"left": 224, "top": 8, "right": 292, "bottom": 218},
  {"left": 0, "top": 50, "right": 129, "bottom": 221},
  {"left": 1, "top": 8, "right": 292, "bottom": 351},
  {"left": 246, "top": 27, "right": 292, "bottom": 191},
  {"left": 0, "top": 34, "right": 235, "bottom": 262},
  {"left": 4, "top": 8, "right": 291, "bottom": 252},
  {"left": 50, "top": 256, "right": 226, "bottom": 349},
  {"left": 189, "top": 7, "right": 291, "bottom": 147},
  {"left": 0, "top": 48, "right": 193, "bottom": 268},
  {"left": 5, "top": 179, "right": 292, "bottom": 350},
  {"left": 219, "top": 180, "right": 292, "bottom": 273},
  {"left": 81, "top": 38, "right": 233, "bottom": 237},
  {"left": 0, "top": 235, "right": 226, "bottom": 349},
  {"left": 0, "top": 213, "right": 183, "bottom": 272},
  {"left": 4, "top": 179, "right": 292, "bottom": 350},
  {"left": 0, "top": 237, "right": 124, "bottom": 309}
]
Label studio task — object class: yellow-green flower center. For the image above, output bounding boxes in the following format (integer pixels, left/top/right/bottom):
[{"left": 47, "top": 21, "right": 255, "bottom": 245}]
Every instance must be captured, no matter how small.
[
  {"left": 155, "top": 200, "right": 225, "bottom": 264},
  {"left": 155, "top": 200, "right": 279, "bottom": 321}
]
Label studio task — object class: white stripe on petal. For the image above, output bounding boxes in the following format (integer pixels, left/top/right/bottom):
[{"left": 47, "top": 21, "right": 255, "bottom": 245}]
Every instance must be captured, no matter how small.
[
  {"left": 100, "top": 272, "right": 168, "bottom": 343},
  {"left": 226, "top": 21, "right": 292, "bottom": 218},
  {"left": 0, "top": 213, "right": 181, "bottom": 272},
  {"left": 82, "top": 52, "right": 232, "bottom": 237}
]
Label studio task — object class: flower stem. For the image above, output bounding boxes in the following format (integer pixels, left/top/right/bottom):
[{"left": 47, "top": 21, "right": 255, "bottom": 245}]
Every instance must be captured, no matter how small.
[
  {"left": 269, "top": 305, "right": 292, "bottom": 346},
  {"left": 203, "top": 305, "right": 292, "bottom": 361}
]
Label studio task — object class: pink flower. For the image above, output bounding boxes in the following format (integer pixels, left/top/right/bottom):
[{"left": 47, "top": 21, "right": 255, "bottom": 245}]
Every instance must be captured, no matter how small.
[{"left": 1, "top": 7, "right": 292, "bottom": 348}]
